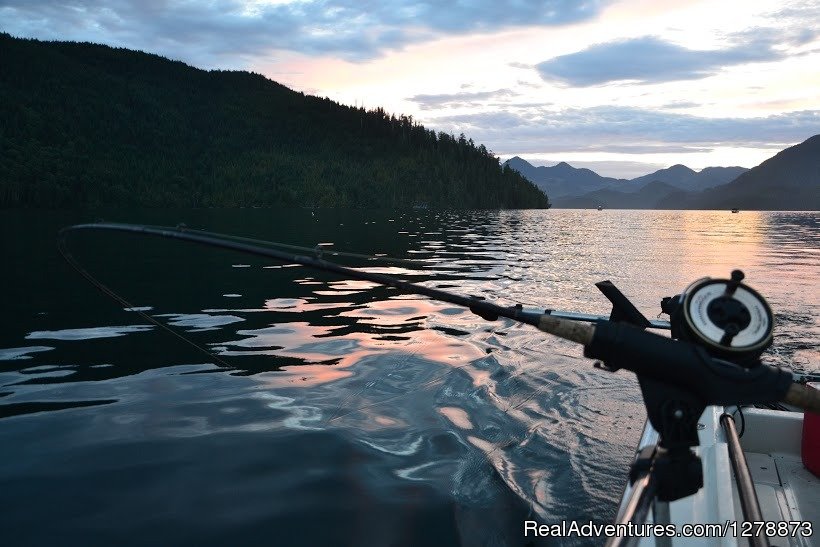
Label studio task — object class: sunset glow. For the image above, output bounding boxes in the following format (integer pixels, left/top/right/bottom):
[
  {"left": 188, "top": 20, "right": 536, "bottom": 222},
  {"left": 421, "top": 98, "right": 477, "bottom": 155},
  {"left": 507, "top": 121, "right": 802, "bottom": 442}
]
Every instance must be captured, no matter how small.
[{"left": 3, "top": 0, "right": 817, "bottom": 176}]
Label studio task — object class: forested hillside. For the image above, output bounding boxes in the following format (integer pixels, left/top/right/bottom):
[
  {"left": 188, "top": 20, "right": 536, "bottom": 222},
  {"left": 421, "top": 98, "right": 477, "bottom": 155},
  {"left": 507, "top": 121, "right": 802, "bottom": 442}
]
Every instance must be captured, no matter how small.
[
  {"left": 0, "top": 33, "right": 549, "bottom": 209},
  {"left": 671, "top": 134, "right": 820, "bottom": 210}
]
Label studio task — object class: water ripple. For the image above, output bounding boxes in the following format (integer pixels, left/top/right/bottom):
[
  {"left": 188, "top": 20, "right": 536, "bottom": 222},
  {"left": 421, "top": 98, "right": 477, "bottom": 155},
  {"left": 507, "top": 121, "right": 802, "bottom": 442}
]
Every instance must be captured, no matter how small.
[
  {"left": 26, "top": 325, "right": 153, "bottom": 340},
  {"left": 0, "top": 209, "right": 817, "bottom": 546}
]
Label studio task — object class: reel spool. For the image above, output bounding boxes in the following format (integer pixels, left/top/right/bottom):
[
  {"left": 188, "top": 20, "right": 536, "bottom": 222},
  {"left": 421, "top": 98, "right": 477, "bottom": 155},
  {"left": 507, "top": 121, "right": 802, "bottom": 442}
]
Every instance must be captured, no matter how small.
[{"left": 662, "top": 270, "right": 773, "bottom": 366}]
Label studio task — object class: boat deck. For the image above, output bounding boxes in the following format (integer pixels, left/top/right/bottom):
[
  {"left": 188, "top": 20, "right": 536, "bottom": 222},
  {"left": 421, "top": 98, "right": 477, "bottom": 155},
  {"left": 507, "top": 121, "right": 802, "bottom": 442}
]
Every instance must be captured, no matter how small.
[
  {"left": 746, "top": 452, "right": 820, "bottom": 527},
  {"left": 620, "top": 406, "right": 819, "bottom": 546},
  {"left": 739, "top": 408, "right": 819, "bottom": 546}
]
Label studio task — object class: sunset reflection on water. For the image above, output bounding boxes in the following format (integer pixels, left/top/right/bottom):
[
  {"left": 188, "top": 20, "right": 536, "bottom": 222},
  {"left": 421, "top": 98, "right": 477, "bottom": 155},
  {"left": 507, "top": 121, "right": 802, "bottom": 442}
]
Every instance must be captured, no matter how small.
[
  {"left": 224, "top": 298, "right": 488, "bottom": 389},
  {"left": 3, "top": 208, "right": 815, "bottom": 543},
  {"left": 191, "top": 209, "right": 816, "bottom": 407}
]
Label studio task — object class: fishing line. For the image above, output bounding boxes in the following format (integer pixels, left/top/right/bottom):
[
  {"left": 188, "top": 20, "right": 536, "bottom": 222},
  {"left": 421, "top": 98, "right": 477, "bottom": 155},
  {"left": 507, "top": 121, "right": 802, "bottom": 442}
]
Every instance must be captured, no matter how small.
[
  {"left": 56, "top": 223, "right": 653, "bottom": 416},
  {"left": 60, "top": 223, "right": 554, "bottom": 330},
  {"left": 58, "top": 220, "right": 820, "bottom": 526},
  {"left": 59, "top": 223, "right": 522, "bottom": 403},
  {"left": 57, "top": 230, "right": 235, "bottom": 369},
  {"left": 60, "top": 223, "right": 550, "bottom": 420},
  {"left": 68, "top": 223, "right": 773, "bottom": 427},
  {"left": 55, "top": 221, "right": 820, "bottom": 531}
]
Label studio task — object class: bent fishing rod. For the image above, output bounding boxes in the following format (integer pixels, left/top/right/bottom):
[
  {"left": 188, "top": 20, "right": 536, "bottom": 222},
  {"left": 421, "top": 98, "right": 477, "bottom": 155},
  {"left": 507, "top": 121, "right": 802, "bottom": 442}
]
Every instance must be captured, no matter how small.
[{"left": 58, "top": 222, "right": 820, "bottom": 415}]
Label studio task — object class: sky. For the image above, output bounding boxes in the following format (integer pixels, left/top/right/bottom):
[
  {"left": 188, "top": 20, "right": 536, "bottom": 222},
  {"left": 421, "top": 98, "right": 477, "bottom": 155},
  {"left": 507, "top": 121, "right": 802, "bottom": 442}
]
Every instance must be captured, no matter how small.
[{"left": 2, "top": 0, "right": 818, "bottom": 178}]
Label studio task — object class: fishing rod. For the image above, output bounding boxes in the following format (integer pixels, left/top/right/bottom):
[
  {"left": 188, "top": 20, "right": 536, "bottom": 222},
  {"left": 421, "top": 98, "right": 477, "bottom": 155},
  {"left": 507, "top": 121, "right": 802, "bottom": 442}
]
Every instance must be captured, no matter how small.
[
  {"left": 59, "top": 222, "right": 820, "bottom": 543},
  {"left": 57, "top": 222, "right": 592, "bottom": 341},
  {"left": 128, "top": 224, "right": 672, "bottom": 328},
  {"left": 58, "top": 222, "right": 820, "bottom": 416}
]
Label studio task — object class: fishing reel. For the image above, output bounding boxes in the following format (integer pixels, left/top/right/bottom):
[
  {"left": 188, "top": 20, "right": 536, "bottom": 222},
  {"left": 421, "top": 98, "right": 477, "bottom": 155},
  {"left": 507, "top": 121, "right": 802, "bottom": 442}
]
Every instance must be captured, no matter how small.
[{"left": 661, "top": 270, "right": 773, "bottom": 367}]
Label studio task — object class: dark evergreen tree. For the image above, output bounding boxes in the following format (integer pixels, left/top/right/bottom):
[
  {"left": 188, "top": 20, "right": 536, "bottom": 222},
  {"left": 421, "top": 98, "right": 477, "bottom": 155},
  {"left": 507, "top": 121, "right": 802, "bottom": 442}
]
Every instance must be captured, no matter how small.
[{"left": 0, "top": 33, "right": 550, "bottom": 209}]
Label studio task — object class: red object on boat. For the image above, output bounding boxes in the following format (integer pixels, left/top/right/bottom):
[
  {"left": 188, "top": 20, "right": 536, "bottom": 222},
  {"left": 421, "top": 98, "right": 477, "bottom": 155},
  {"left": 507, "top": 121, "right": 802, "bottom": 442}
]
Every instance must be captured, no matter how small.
[{"left": 802, "top": 382, "right": 820, "bottom": 477}]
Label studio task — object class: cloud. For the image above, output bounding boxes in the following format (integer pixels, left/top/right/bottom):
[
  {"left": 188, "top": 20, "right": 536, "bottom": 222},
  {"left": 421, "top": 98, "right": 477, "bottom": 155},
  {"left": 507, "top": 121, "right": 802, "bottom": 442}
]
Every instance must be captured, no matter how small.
[
  {"left": 661, "top": 101, "right": 702, "bottom": 109},
  {"left": 429, "top": 106, "right": 819, "bottom": 154},
  {"left": 408, "top": 89, "right": 517, "bottom": 109},
  {"left": 0, "top": 0, "right": 609, "bottom": 65},
  {"left": 770, "top": 1, "right": 820, "bottom": 46},
  {"left": 535, "top": 36, "right": 785, "bottom": 86}
]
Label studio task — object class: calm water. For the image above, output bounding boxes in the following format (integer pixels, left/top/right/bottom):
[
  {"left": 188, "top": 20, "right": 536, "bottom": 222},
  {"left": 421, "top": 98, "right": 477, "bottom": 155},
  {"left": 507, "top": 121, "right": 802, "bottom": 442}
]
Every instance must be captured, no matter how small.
[{"left": 1, "top": 209, "right": 818, "bottom": 547}]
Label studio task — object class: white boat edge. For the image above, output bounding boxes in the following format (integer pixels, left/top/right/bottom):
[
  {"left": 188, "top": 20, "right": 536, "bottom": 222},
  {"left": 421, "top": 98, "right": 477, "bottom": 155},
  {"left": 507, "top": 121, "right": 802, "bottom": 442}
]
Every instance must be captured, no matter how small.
[{"left": 616, "top": 405, "right": 819, "bottom": 546}]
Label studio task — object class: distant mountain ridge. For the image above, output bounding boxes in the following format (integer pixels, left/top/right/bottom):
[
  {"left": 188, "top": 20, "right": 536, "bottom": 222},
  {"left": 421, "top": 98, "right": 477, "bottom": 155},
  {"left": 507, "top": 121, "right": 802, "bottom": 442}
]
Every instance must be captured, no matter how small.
[
  {"left": 659, "top": 135, "right": 820, "bottom": 210},
  {"left": 504, "top": 157, "right": 626, "bottom": 197},
  {"left": 504, "top": 157, "right": 747, "bottom": 199},
  {"left": 625, "top": 165, "right": 748, "bottom": 193},
  {"left": 506, "top": 135, "right": 819, "bottom": 210},
  {"left": 628, "top": 164, "right": 697, "bottom": 188}
]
